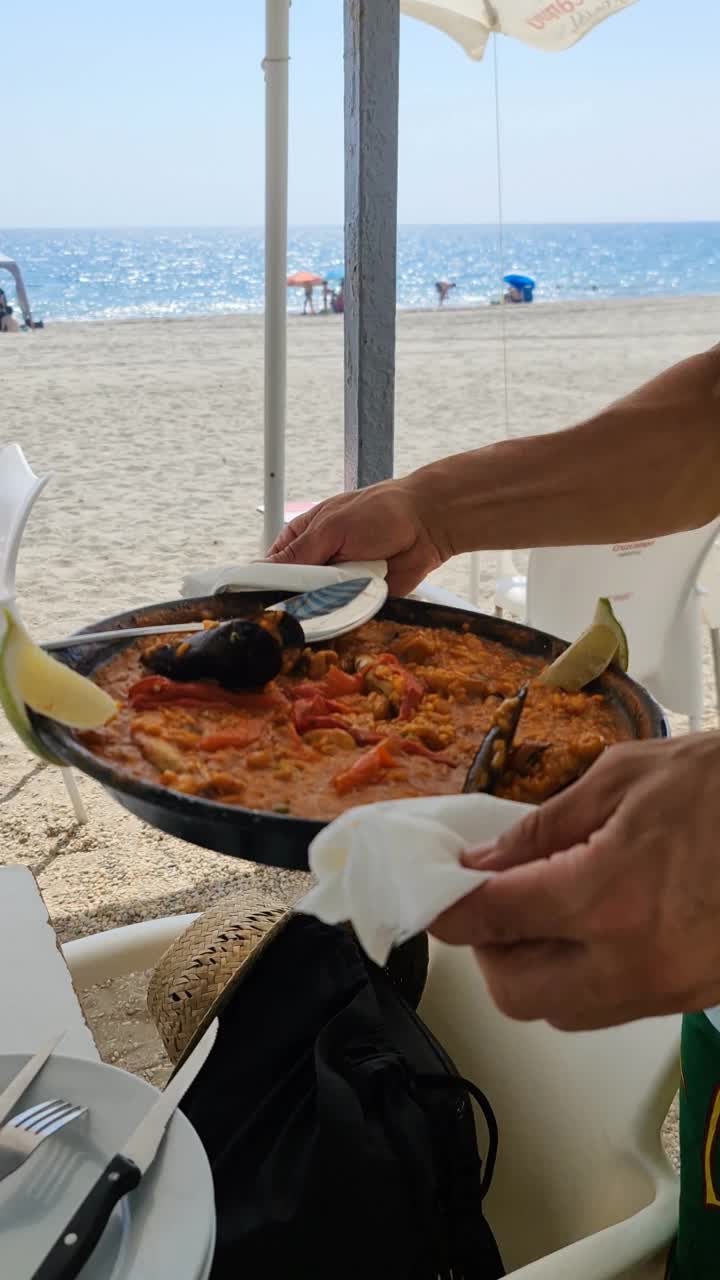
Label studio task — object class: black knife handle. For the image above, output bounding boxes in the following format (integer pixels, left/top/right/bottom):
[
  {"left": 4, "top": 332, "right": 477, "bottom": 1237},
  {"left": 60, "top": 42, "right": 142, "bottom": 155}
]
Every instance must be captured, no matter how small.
[{"left": 32, "top": 1153, "right": 141, "bottom": 1280}]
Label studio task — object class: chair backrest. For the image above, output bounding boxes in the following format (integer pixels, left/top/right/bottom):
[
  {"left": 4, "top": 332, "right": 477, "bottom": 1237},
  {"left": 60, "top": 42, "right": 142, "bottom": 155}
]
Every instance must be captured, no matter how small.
[
  {"left": 525, "top": 521, "right": 720, "bottom": 682},
  {"left": 0, "top": 443, "right": 49, "bottom": 601},
  {"left": 420, "top": 942, "right": 680, "bottom": 1274}
]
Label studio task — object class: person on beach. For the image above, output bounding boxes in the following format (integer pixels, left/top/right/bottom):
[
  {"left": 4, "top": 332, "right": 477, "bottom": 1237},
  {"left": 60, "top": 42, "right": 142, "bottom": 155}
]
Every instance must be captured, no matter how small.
[
  {"left": 0, "top": 287, "right": 19, "bottom": 333},
  {"left": 303, "top": 283, "right": 315, "bottom": 316},
  {"left": 435, "top": 280, "right": 455, "bottom": 306},
  {"left": 268, "top": 343, "right": 720, "bottom": 1279}
]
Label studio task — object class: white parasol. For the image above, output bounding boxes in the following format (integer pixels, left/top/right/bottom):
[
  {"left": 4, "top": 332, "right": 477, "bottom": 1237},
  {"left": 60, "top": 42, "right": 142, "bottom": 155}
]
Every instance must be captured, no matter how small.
[{"left": 400, "top": 0, "right": 638, "bottom": 58}]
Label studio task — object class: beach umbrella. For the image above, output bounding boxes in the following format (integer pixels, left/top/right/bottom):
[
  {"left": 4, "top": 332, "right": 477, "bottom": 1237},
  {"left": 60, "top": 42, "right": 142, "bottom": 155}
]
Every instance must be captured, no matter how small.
[
  {"left": 504, "top": 274, "right": 535, "bottom": 289},
  {"left": 287, "top": 271, "right": 325, "bottom": 287},
  {"left": 324, "top": 267, "right": 345, "bottom": 283},
  {"left": 400, "top": 0, "right": 638, "bottom": 58},
  {"left": 261, "top": 0, "right": 639, "bottom": 551}
]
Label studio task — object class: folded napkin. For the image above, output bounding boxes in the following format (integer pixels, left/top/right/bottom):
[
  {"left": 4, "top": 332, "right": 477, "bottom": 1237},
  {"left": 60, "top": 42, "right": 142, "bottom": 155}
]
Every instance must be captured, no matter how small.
[
  {"left": 182, "top": 559, "right": 388, "bottom": 599},
  {"left": 298, "top": 793, "right": 534, "bottom": 966}
]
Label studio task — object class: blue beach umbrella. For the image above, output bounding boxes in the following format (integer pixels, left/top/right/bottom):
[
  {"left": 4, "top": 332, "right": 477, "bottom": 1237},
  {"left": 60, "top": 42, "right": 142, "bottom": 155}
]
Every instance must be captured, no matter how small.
[
  {"left": 504, "top": 272, "right": 535, "bottom": 302},
  {"left": 324, "top": 267, "right": 344, "bottom": 283}
]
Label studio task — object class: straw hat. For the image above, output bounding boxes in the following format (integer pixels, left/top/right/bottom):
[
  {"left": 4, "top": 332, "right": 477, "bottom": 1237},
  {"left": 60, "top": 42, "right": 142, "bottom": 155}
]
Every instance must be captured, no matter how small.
[{"left": 148, "top": 894, "right": 428, "bottom": 1071}]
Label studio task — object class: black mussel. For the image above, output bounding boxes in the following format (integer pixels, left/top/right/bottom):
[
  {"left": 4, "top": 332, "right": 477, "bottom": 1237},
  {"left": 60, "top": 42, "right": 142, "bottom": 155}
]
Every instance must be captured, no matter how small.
[
  {"left": 143, "top": 615, "right": 300, "bottom": 690},
  {"left": 508, "top": 741, "right": 549, "bottom": 775},
  {"left": 462, "top": 685, "right": 528, "bottom": 795}
]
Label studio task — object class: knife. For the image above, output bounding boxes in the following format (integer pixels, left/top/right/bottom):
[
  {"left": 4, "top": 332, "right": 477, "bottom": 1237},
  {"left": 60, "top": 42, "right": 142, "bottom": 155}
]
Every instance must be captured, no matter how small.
[
  {"left": 0, "top": 1032, "right": 65, "bottom": 1129},
  {"left": 42, "top": 579, "right": 372, "bottom": 651},
  {"left": 32, "top": 1019, "right": 218, "bottom": 1280}
]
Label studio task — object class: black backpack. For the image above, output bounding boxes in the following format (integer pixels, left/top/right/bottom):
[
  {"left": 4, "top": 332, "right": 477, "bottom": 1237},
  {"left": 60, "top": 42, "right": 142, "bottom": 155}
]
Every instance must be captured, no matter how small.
[{"left": 181, "top": 914, "right": 505, "bottom": 1280}]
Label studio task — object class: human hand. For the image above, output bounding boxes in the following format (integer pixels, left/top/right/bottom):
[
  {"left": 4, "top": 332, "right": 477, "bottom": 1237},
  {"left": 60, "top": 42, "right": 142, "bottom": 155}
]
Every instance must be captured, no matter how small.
[
  {"left": 432, "top": 732, "right": 720, "bottom": 1030},
  {"left": 266, "top": 477, "right": 450, "bottom": 596}
]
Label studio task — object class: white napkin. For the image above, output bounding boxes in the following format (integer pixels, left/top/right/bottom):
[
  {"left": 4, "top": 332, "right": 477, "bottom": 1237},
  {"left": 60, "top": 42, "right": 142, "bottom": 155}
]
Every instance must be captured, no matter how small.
[
  {"left": 297, "top": 793, "right": 534, "bottom": 966},
  {"left": 182, "top": 559, "right": 388, "bottom": 599}
]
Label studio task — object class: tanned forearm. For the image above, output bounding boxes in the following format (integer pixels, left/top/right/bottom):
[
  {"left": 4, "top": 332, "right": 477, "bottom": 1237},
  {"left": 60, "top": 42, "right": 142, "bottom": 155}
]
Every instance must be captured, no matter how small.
[{"left": 404, "top": 346, "right": 720, "bottom": 559}]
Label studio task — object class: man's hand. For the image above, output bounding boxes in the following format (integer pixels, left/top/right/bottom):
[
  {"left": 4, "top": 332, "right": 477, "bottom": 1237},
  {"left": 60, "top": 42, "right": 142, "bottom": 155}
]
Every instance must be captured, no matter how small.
[
  {"left": 432, "top": 733, "right": 720, "bottom": 1030},
  {"left": 266, "top": 477, "right": 449, "bottom": 596}
]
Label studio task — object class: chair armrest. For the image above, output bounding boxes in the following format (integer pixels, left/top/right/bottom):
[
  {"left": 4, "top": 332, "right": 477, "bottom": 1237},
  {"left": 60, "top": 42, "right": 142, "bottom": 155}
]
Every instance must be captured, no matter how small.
[{"left": 63, "top": 914, "right": 199, "bottom": 986}]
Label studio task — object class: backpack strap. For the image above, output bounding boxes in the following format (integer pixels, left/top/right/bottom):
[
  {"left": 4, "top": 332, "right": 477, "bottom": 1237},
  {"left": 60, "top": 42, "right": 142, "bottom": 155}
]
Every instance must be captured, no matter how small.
[{"left": 413, "top": 1072, "right": 499, "bottom": 1200}]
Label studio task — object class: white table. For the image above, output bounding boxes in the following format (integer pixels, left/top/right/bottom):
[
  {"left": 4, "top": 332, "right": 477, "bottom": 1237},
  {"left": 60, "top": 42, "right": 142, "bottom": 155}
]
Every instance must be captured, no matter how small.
[{"left": 0, "top": 865, "right": 98, "bottom": 1061}]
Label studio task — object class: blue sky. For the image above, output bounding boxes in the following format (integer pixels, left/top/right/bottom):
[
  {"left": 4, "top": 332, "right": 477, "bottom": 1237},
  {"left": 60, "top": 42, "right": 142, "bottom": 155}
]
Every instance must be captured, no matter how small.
[{"left": 3, "top": 0, "right": 718, "bottom": 226}]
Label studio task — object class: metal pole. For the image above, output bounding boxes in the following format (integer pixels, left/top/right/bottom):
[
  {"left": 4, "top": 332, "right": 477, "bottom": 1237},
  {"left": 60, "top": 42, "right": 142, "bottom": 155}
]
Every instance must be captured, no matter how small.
[
  {"left": 262, "top": 0, "right": 290, "bottom": 552},
  {"left": 343, "top": 0, "right": 400, "bottom": 490}
]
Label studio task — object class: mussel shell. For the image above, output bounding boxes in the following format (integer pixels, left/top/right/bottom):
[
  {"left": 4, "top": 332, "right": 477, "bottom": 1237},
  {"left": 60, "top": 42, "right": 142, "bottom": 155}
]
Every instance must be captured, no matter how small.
[
  {"left": 462, "top": 685, "right": 528, "bottom": 795},
  {"left": 143, "top": 618, "right": 284, "bottom": 689},
  {"left": 270, "top": 609, "right": 305, "bottom": 651}
]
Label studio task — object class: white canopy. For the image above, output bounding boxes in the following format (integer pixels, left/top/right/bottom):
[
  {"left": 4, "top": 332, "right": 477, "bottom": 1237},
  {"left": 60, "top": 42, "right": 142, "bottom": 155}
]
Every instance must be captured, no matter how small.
[
  {"left": 400, "top": 0, "right": 638, "bottom": 59},
  {"left": 0, "top": 255, "right": 32, "bottom": 325}
]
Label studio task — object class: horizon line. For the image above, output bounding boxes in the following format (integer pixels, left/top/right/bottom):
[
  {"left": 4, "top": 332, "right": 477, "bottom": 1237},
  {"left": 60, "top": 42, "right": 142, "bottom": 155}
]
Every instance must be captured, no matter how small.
[{"left": 3, "top": 218, "right": 720, "bottom": 233}]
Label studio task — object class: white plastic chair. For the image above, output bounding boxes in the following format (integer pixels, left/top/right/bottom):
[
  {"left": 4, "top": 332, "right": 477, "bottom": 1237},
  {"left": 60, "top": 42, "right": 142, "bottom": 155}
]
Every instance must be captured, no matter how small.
[
  {"left": 0, "top": 442, "right": 87, "bottom": 822},
  {"left": 420, "top": 941, "right": 679, "bottom": 1278},
  {"left": 494, "top": 520, "right": 720, "bottom": 733},
  {"left": 63, "top": 918, "right": 679, "bottom": 1279}
]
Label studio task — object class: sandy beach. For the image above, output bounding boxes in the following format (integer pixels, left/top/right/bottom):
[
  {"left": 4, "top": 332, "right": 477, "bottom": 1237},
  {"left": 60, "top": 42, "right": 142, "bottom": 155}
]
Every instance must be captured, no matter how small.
[{"left": 4, "top": 291, "right": 720, "bottom": 940}]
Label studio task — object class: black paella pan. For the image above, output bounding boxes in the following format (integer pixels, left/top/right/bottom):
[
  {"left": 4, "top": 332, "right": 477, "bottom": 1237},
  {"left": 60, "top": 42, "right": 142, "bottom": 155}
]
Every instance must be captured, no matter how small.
[{"left": 30, "top": 591, "right": 668, "bottom": 871}]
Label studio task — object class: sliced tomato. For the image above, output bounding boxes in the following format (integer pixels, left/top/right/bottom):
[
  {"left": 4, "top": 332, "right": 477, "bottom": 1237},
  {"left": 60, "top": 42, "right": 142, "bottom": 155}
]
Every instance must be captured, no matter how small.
[{"left": 333, "top": 740, "right": 396, "bottom": 795}]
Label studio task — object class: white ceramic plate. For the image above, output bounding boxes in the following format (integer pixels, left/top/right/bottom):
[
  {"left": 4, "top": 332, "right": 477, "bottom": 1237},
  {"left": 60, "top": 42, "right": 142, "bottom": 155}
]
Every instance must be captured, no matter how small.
[
  {"left": 181, "top": 560, "right": 389, "bottom": 645},
  {"left": 0, "top": 1053, "right": 214, "bottom": 1280}
]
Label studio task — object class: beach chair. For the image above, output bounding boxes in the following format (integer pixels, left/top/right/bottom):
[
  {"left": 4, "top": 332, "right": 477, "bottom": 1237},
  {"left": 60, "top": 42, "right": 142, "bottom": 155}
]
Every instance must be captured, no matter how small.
[
  {"left": 63, "top": 917, "right": 680, "bottom": 1278},
  {"left": 0, "top": 442, "right": 87, "bottom": 823},
  {"left": 493, "top": 520, "right": 720, "bottom": 732}
]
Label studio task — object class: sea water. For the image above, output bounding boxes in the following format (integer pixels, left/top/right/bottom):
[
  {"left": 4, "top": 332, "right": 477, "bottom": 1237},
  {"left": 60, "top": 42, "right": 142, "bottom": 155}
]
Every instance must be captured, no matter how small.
[{"left": 2, "top": 223, "right": 719, "bottom": 323}]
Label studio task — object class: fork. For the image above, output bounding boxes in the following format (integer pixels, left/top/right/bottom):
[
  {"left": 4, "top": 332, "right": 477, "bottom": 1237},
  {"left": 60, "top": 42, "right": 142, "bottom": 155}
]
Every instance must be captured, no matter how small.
[{"left": 0, "top": 1099, "right": 87, "bottom": 1184}]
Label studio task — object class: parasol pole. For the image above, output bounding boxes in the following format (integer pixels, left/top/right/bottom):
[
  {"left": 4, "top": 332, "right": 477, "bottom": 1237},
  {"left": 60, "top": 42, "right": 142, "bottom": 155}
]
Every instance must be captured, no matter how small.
[
  {"left": 343, "top": 0, "right": 400, "bottom": 490},
  {"left": 262, "top": 0, "right": 290, "bottom": 552}
]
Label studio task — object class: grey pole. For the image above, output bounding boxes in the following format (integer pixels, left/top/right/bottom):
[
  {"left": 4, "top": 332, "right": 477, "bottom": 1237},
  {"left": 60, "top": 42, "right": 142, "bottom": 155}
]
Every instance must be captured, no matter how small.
[{"left": 343, "top": 0, "right": 400, "bottom": 491}]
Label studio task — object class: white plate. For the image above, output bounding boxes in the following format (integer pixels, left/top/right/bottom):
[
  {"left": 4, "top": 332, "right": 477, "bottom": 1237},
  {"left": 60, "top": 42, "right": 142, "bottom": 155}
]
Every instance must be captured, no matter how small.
[
  {"left": 0, "top": 1053, "right": 214, "bottom": 1280},
  {"left": 181, "top": 560, "right": 389, "bottom": 645}
]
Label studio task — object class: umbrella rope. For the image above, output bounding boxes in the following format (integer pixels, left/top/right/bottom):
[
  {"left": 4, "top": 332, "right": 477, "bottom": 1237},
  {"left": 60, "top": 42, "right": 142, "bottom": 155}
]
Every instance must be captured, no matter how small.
[{"left": 492, "top": 34, "right": 511, "bottom": 443}]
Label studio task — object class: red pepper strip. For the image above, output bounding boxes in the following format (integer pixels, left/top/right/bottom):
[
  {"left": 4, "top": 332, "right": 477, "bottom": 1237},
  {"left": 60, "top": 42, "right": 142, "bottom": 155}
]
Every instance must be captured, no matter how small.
[
  {"left": 399, "top": 671, "right": 425, "bottom": 721},
  {"left": 300, "top": 715, "right": 381, "bottom": 747},
  {"left": 196, "top": 725, "right": 263, "bottom": 751},
  {"left": 280, "top": 681, "right": 320, "bottom": 701},
  {"left": 128, "top": 676, "right": 280, "bottom": 712},
  {"left": 393, "top": 738, "right": 453, "bottom": 765},
  {"left": 321, "top": 665, "right": 365, "bottom": 697},
  {"left": 291, "top": 694, "right": 346, "bottom": 732},
  {"left": 282, "top": 681, "right": 339, "bottom": 704},
  {"left": 333, "top": 740, "right": 397, "bottom": 796}
]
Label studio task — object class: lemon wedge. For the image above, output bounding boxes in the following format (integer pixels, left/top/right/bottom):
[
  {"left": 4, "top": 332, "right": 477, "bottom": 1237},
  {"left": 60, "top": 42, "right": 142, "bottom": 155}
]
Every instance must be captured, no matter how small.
[
  {"left": 593, "top": 597, "right": 629, "bottom": 672},
  {"left": 538, "top": 596, "right": 630, "bottom": 693},
  {"left": 0, "top": 607, "right": 116, "bottom": 762}
]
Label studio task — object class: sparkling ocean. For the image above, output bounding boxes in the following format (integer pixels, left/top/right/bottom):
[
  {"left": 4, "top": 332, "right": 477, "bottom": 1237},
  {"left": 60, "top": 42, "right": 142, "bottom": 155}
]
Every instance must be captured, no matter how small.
[{"left": 2, "top": 223, "right": 719, "bottom": 323}]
